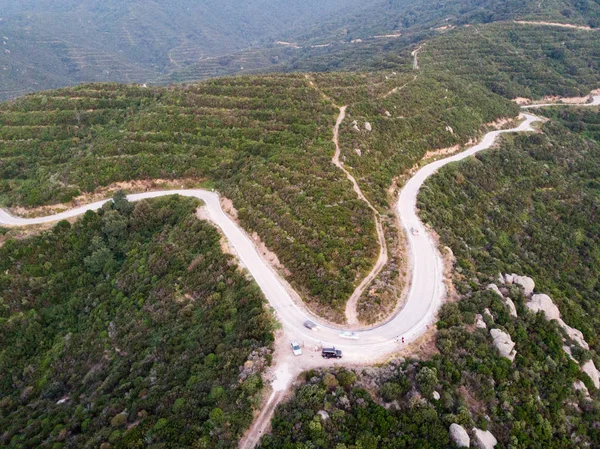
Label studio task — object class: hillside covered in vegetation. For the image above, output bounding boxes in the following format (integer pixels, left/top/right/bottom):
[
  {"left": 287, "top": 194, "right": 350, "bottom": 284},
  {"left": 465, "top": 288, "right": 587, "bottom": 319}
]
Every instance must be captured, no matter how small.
[
  {"left": 0, "top": 194, "right": 274, "bottom": 448},
  {"left": 0, "top": 72, "right": 519, "bottom": 317},
  {"left": 260, "top": 109, "right": 600, "bottom": 449},
  {"left": 419, "top": 108, "right": 600, "bottom": 352}
]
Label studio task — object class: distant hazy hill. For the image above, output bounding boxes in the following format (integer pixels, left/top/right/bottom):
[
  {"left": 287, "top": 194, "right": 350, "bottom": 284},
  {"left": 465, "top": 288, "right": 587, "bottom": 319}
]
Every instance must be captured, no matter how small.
[
  {"left": 1, "top": 0, "right": 599, "bottom": 100},
  {"left": 0, "top": 0, "right": 366, "bottom": 100}
]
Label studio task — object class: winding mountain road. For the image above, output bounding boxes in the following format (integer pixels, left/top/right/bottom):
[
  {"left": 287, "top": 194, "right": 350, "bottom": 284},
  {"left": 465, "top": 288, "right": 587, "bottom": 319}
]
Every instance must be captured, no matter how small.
[{"left": 0, "top": 113, "right": 541, "bottom": 358}]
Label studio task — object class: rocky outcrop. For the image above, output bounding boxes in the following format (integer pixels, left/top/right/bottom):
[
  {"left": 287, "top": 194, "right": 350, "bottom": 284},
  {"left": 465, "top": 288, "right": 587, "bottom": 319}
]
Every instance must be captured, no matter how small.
[
  {"left": 513, "top": 275, "right": 535, "bottom": 296},
  {"left": 505, "top": 298, "right": 518, "bottom": 318},
  {"left": 582, "top": 360, "right": 600, "bottom": 389},
  {"left": 449, "top": 423, "right": 470, "bottom": 447},
  {"left": 475, "top": 314, "right": 487, "bottom": 329},
  {"left": 487, "top": 284, "right": 503, "bottom": 298},
  {"left": 490, "top": 329, "right": 517, "bottom": 361},
  {"left": 487, "top": 283, "right": 518, "bottom": 317},
  {"left": 472, "top": 428, "right": 497, "bottom": 449},
  {"left": 526, "top": 294, "right": 589, "bottom": 349},
  {"left": 573, "top": 380, "right": 591, "bottom": 399},
  {"left": 563, "top": 345, "right": 577, "bottom": 363},
  {"left": 557, "top": 319, "right": 589, "bottom": 350},
  {"left": 527, "top": 294, "right": 561, "bottom": 320}
]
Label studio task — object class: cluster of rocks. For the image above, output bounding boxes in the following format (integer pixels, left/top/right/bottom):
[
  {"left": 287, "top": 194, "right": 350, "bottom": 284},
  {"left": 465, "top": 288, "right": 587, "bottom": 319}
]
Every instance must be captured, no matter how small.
[
  {"left": 238, "top": 346, "right": 270, "bottom": 381},
  {"left": 351, "top": 120, "right": 373, "bottom": 132},
  {"left": 449, "top": 424, "right": 498, "bottom": 448},
  {"left": 483, "top": 283, "right": 518, "bottom": 361},
  {"left": 496, "top": 273, "right": 600, "bottom": 390},
  {"left": 452, "top": 272, "right": 599, "bottom": 447}
]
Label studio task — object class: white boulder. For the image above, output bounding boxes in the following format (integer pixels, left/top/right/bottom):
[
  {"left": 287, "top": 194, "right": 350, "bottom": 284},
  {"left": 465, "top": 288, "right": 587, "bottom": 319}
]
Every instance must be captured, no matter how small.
[
  {"left": 573, "top": 380, "right": 590, "bottom": 399},
  {"left": 504, "top": 273, "right": 515, "bottom": 285},
  {"left": 558, "top": 319, "right": 589, "bottom": 350},
  {"left": 472, "top": 428, "right": 498, "bottom": 449},
  {"left": 475, "top": 314, "right": 487, "bottom": 329},
  {"left": 432, "top": 391, "right": 441, "bottom": 400},
  {"left": 505, "top": 298, "right": 518, "bottom": 318},
  {"left": 513, "top": 276, "right": 535, "bottom": 296},
  {"left": 527, "top": 294, "right": 561, "bottom": 320},
  {"left": 449, "top": 423, "right": 470, "bottom": 447},
  {"left": 490, "top": 329, "right": 517, "bottom": 361},
  {"left": 582, "top": 360, "right": 600, "bottom": 389},
  {"left": 487, "top": 284, "right": 503, "bottom": 298},
  {"left": 317, "top": 410, "right": 330, "bottom": 420},
  {"left": 364, "top": 122, "right": 372, "bottom": 131}
]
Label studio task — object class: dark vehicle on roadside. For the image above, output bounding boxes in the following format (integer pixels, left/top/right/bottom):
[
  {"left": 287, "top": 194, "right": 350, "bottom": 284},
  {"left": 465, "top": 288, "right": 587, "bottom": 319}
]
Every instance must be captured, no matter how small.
[
  {"left": 321, "top": 347, "right": 342, "bottom": 359},
  {"left": 304, "top": 320, "right": 319, "bottom": 331}
]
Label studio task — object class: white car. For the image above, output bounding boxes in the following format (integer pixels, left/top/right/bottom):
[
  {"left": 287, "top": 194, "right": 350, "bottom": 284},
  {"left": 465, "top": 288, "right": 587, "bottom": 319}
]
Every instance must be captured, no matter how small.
[
  {"left": 290, "top": 341, "right": 302, "bottom": 356},
  {"left": 339, "top": 331, "right": 360, "bottom": 340}
]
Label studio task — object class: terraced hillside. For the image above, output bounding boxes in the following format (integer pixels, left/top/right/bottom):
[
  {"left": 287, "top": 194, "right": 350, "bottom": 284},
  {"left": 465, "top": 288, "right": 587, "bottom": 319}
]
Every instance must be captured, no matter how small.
[
  {"left": 0, "top": 72, "right": 518, "bottom": 319},
  {"left": 0, "top": 0, "right": 368, "bottom": 101},
  {"left": 420, "top": 23, "right": 600, "bottom": 99}
]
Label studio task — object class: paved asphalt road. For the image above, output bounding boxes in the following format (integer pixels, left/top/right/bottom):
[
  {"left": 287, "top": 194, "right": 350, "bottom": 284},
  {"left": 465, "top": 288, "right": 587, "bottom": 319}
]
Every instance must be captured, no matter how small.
[{"left": 0, "top": 113, "right": 542, "bottom": 359}]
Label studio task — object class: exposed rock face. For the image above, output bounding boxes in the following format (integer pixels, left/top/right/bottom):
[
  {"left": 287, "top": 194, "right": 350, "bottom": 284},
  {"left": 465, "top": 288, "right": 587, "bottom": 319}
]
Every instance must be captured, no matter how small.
[
  {"left": 558, "top": 319, "right": 589, "bottom": 350},
  {"left": 582, "top": 360, "right": 600, "bottom": 389},
  {"left": 505, "top": 298, "right": 518, "bottom": 318},
  {"left": 487, "top": 284, "right": 503, "bottom": 298},
  {"left": 476, "top": 314, "right": 487, "bottom": 329},
  {"left": 527, "top": 294, "right": 561, "bottom": 320},
  {"left": 490, "top": 329, "right": 516, "bottom": 361},
  {"left": 504, "top": 273, "right": 515, "bottom": 285},
  {"left": 573, "top": 380, "right": 591, "bottom": 399},
  {"left": 513, "top": 275, "right": 535, "bottom": 296},
  {"left": 527, "top": 294, "right": 589, "bottom": 349},
  {"left": 449, "top": 423, "right": 470, "bottom": 447},
  {"left": 563, "top": 345, "right": 577, "bottom": 363},
  {"left": 472, "top": 428, "right": 498, "bottom": 449}
]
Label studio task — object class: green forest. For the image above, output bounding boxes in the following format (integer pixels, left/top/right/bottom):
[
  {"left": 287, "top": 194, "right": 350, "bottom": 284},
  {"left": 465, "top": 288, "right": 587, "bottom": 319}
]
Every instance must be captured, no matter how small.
[
  {"left": 419, "top": 108, "right": 600, "bottom": 352},
  {"left": 0, "top": 194, "right": 274, "bottom": 448}
]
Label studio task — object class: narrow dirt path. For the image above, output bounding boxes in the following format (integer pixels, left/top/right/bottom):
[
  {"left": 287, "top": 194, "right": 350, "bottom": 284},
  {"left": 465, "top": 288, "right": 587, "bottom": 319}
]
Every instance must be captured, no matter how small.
[
  {"left": 238, "top": 390, "right": 285, "bottom": 449},
  {"left": 332, "top": 107, "right": 389, "bottom": 325},
  {"left": 383, "top": 75, "right": 418, "bottom": 99},
  {"left": 411, "top": 45, "right": 423, "bottom": 70}
]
